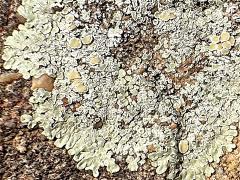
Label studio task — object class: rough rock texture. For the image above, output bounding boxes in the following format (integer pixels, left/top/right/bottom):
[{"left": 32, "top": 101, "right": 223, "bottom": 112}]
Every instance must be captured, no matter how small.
[{"left": 209, "top": 135, "right": 240, "bottom": 180}]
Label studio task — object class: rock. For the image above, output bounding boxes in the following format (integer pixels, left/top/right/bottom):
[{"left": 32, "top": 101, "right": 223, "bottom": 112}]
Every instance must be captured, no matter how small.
[
  {"left": 13, "top": 135, "right": 27, "bottom": 153},
  {"left": 31, "top": 74, "right": 54, "bottom": 92},
  {"left": 0, "top": 72, "right": 22, "bottom": 84}
]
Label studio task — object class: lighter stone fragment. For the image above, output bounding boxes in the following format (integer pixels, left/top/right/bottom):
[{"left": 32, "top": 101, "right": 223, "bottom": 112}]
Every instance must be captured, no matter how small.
[{"left": 31, "top": 74, "right": 54, "bottom": 92}]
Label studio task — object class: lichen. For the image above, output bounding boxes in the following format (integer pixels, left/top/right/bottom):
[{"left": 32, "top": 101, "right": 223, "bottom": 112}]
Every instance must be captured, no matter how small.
[
  {"left": 209, "top": 31, "right": 235, "bottom": 55},
  {"left": 2, "top": 0, "right": 240, "bottom": 179}
]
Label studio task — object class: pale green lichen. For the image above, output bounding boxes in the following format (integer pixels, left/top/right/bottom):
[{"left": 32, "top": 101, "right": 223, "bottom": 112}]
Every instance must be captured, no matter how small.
[
  {"left": 2, "top": 0, "right": 240, "bottom": 179},
  {"left": 209, "top": 31, "right": 235, "bottom": 55}
]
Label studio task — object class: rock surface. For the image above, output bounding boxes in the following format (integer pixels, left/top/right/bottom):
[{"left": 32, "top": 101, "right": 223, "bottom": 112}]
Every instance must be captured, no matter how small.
[{"left": 1, "top": 0, "right": 240, "bottom": 179}]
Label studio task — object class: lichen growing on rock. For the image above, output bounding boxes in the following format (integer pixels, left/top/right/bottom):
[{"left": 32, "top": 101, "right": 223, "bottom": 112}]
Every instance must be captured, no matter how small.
[{"left": 2, "top": 0, "right": 240, "bottom": 179}]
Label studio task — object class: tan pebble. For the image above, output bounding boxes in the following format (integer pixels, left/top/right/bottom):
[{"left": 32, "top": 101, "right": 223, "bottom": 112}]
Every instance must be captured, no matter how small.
[
  {"left": 81, "top": 34, "right": 93, "bottom": 45},
  {"left": 31, "top": 74, "right": 54, "bottom": 92},
  {"left": 69, "top": 37, "right": 82, "bottom": 48},
  {"left": 67, "top": 70, "right": 81, "bottom": 80},
  {"left": 220, "top": 31, "right": 230, "bottom": 42},
  {"left": 0, "top": 72, "right": 22, "bottom": 84},
  {"left": 179, "top": 139, "right": 189, "bottom": 154}
]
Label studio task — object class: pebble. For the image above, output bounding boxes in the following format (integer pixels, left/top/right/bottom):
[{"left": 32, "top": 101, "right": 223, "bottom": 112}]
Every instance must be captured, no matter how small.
[
  {"left": 31, "top": 74, "right": 54, "bottom": 92},
  {"left": 0, "top": 72, "right": 22, "bottom": 84},
  {"left": 147, "top": 144, "right": 157, "bottom": 153}
]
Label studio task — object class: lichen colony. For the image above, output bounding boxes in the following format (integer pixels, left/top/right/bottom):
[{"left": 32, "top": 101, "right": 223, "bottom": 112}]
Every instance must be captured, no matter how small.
[{"left": 2, "top": 0, "right": 240, "bottom": 179}]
